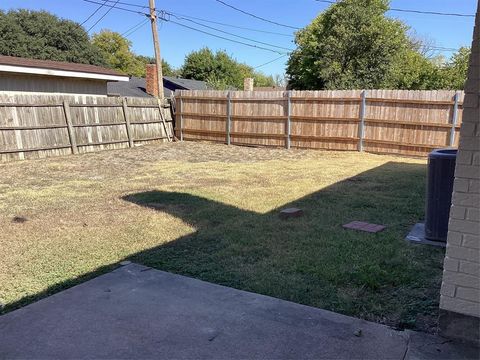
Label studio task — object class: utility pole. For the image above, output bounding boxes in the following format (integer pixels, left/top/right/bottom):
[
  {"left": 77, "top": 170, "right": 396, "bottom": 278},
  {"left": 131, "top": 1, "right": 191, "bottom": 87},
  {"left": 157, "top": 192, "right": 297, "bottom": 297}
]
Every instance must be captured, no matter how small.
[{"left": 149, "top": 0, "right": 164, "bottom": 99}]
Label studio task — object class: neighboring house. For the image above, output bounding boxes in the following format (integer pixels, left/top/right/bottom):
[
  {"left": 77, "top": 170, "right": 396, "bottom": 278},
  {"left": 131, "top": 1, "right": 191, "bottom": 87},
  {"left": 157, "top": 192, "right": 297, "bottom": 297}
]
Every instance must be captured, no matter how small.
[
  {"left": 107, "top": 64, "right": 209, "bottom": 98},
  {"left": 0, "top": 55, "right": 128, "bottom": 96}
]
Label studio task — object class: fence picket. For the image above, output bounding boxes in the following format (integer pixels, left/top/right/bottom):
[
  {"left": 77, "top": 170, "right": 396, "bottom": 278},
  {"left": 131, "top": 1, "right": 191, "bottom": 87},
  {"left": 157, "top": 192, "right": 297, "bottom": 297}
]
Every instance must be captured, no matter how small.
[
  {"left": 0, "top": 94, "right": 174, "bottom": 161},
  {"left": 174, "top": 89, "right": 463, "bottom": 157}
]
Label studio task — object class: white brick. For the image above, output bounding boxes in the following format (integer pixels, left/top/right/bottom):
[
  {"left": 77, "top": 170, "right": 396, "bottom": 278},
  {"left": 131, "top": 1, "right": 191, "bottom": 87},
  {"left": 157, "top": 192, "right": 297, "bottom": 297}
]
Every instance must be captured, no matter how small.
[
  {"left": 455, "top": 164, "right": 480, "bottom": 179},
  {"left": 444, "top": 257, "right": 460, "bottom": 271},
  {"left": 473, "top": 153, "right": 480, "bottom": 166},
  {"left": 452, "top": 192, "right": 480, "bottom": 207},
  {"left": 443, "top": 270, "right": 480, "bottom": 289},
  {"left": 446, "top": 245, "right": 480, "bottom": 262},
  {"left": 456, "top": 151, "right": 473, "bottom": 165},
  {"left": 463, "top": 96, "right": 479, "bottom": 110},
  {"left": 440, "top": 13, "right": 480, "bottom": 321},
  {"left": 453, "top": 178, "right": 469, "bottom": 193},
  {"left": 461, "top": 122, "right": 477, "bottom": 136},
  {"left": 450, "top": 205, "right": 467, "bottom": 219},
  {"left": 458, "top": 137, "right": 480, "bottom": 152},
  {"left": 469, "top": 179, "right": 480, "bottom": 193},
  {"left": 460, "top": 260, "right": 480, "bottom": 276},
  {"left": 463, "top": 234, "right": 480, "bottom": 249},
  {"left": 440, "top": 283, "right": 456, "bottom": 297},
  {"left": 448, "top": 219, "right": 479, "bottom": 235},
  {"left": 466, "top": 208, "right": 480, "bottom": 222},
  {"left": 440, "top": 294, "right": 480, "bottom": 317},
  {"left": 466, "top": 67, "right": 480, "bottom": 87},
  {"left": 456, "top": 287, "right": 480, "bottom": 302},
  {"left": 447, "top": 231, "right": 463, "bottom": 246}
]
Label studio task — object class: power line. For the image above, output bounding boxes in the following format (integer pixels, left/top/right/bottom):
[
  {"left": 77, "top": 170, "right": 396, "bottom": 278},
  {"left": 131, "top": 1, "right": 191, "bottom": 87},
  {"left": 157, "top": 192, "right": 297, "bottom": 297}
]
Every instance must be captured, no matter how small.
[
  {"left": 166, "top": 12, "right": 294, "bottom": 51},
  {"left": 93, "top": 0, "right": 148, "bottom": 9},
  {"left": 213, "top": 0, "right": 300, "bottom": 30},
  {"left": 80, "top": 0, "right": 109, "bottom": 26},
  {"left": 82, "top": 0, "right": 149, "bottom": 16},
  {"left": 165, "top": 12, "right": 294, "bottom": 37},
  {"left": 254, "top": 54, "right": 288, "bottom": 69},
  {"left": 315, "top": 0, "right": 475, "bottom": 18},
  {"left": 82, "top": 0, "right": 290, "bottom": 54},
  {"left": 122, "top": 18, "right": 149, "bottom": 37},
  {"left": 87, "top": 0, "right": 121, "bottom": 31},
  {"left": 161, "top": 17, "right": 288, "bottom": 55}
]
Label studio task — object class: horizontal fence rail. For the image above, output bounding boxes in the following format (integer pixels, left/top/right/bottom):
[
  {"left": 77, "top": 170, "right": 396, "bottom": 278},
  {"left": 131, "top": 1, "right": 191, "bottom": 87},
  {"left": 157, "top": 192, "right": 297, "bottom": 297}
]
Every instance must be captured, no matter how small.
[
  {"left": 0, "top": 94, "right": 174, "bottom": 161},
  {"left": 174, "top": 89, "right": 464, "bottom": 157}
]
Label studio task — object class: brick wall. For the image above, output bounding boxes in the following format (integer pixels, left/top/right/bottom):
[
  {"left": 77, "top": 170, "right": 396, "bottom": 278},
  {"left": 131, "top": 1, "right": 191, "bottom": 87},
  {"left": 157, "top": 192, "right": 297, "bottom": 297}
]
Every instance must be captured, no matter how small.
[
  {"left": 244, "top": 78, "right": 254, "bottom": 91},
  {"left": 146, "top": 64, "right": 158, "bottom": 97},
  {"left": 439, "top": 2, "right": 480, "bottom": 337}
]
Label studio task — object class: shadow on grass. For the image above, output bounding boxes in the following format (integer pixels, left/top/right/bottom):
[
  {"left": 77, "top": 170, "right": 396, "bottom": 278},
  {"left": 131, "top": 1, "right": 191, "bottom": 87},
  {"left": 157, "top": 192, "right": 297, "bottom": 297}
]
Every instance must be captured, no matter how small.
[{"left": 3, "top": 161, "right": 445, "bottom": 332}]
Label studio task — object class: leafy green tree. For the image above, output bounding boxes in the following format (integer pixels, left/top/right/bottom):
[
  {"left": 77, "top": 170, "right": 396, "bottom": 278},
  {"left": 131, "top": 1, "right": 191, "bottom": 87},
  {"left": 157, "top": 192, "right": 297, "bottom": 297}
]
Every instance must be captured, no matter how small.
[
  {"left": 386, "top": 50, "right": 442, "bottom": 90},
  {"left": 135, "top": 55, "right": 178, "bottom": 77},
  {"left": 180, "top": 47, "right": 275, "bottom": 89},
  {"left": 287, "top": 0, "right": 420, "bottom": 89},
  {"left": 0, "top": 9, "right": 106, "bottom": 65},
  {"left": 441, "top": 47, "right": 470, "bottom": 90},
  {"left": 91, "top": 30, "right": 145, "bottom": 76}
]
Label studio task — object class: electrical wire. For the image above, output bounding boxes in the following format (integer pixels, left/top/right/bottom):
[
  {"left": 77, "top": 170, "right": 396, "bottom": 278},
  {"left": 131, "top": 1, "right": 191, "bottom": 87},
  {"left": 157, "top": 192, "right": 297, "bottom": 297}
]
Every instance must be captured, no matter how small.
[
  {"left": 162, "top": 18, "right": 289, "bottom": 55},
  {"left": 95, "top": 0, "right": 148, "bottom": 9},
  {"left": 315, "top": 0, "right": 475, "bottom": 18},
  {"left": 213, "top": 0, "right": 300, "bottom": 30},
  {"left": 122, "top": 18, "right": 149, "bottom": 37},
  {"left": 164, "top": 11, "right": 293, "bottom": 37},
  {"left": 87, "top": 0, "right": 121, "bottom": 31},
  {"left": 166, "top": 12, "right": 294, "bottom": 51},
  {"left": 82, "top": 0, "right": 149, "bottom": 16},
  {"left": 254, "top": 54, "right": 289, "bottom": 69},
  {"left": 80, "top": 0, "right": 109, "bottom": 26}
]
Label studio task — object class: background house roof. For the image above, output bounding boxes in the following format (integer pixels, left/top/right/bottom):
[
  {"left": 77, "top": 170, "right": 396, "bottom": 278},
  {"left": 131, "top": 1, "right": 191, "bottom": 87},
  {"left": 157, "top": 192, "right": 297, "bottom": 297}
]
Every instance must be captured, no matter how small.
[
  {"left": 107, "top": 76, "right": 209, "bottom": 98},
  {"left": 0, "top": 55, "right": 124, "bottom": 77}
]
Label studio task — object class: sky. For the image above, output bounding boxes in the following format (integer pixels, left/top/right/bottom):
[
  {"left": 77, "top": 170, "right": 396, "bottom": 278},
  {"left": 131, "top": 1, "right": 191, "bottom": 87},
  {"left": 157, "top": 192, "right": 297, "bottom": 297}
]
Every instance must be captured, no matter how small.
[{"left": 1, "top": 0, "right": 477, "bottom": 78}]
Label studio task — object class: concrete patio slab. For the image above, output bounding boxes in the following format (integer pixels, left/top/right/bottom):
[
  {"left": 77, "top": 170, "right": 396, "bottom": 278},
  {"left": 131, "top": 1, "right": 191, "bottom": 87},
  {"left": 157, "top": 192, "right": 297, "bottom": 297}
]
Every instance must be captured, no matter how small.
[{"left": 0, "top": 263, "right": 478, "bottom": 359}]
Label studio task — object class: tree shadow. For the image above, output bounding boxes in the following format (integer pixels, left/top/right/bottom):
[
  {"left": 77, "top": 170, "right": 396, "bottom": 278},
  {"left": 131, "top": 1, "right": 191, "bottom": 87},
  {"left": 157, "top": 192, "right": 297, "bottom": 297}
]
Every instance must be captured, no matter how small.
[{"left": 3, "top": 161, "right": 445, "bottom": 332}]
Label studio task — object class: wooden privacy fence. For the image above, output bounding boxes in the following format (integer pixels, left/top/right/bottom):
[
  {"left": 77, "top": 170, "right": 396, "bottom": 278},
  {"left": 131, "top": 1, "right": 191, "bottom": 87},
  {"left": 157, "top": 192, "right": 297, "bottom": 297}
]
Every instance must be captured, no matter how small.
[
  {"left": 0, "top": 94, "right": 174, "bottom": 161},
  {"left": 175, "top": 89, "right": 464, "bottom": 157}
]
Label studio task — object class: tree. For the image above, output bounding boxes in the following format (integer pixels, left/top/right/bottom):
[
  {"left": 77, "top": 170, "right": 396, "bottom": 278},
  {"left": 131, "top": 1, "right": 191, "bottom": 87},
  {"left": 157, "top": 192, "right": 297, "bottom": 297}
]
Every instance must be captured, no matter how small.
[
  {"left": 386, "top": 49, "right": 443, "bottom": 90},
  {"left": 287, "top": 0, "right": 419, "bottom": 89},
  {"left": 0, "top": 9, "right": 106, "bottom": 65},
  {"left": 91, "top": 30, "right": 145, "bottom": 76},
  {"left": 441, "top": 47, "right": 470, "bottom": 90},
  {"left": 180, "top": 47, "right": 275, "bottom": 89},
  {"left": 136, "top": 55, "right": 179, "bottom": 77}
]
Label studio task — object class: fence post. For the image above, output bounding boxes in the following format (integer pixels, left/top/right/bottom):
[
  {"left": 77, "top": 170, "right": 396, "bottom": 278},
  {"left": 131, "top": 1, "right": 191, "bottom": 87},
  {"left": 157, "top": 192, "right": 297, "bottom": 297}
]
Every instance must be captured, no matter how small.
[
  {"left": 122, "top": 98, "right": 134, "bottom": 148},
  {"left": 358, "top": 90, "right": 367, "bottom": 152},
  {"left": 226, "top": 91, "right": 231, "bottom": 145},
  {"left": 63, "top": 100, "right": 78, "bottom": 154},
  {"left": 286, "top": 90, "right": 291, "bottom": 149},
  {"left": 179, "top": 95, "right": 184, "bottom": 141},
  {"left": 449, "top": 91, "right": 460, "bottom": 147},
  {"left": 157, "top": 98, "right": 171, "bottom": 142}
]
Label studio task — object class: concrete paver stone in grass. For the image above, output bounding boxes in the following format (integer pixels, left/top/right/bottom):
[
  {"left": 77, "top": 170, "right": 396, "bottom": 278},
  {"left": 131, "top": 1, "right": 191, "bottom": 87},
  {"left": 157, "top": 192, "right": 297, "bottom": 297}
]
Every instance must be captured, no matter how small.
[
  {"left": 279, "top": 208, "right": 304, "bottom": 219},
  {"left": 342, "top": 221, "right": 386, "bottom": 233}
]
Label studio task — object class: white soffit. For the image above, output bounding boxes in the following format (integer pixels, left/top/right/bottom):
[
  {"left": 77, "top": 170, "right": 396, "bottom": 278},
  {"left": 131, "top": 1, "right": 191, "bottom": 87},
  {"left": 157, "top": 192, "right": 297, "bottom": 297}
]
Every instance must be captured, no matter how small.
[{"left": 0, "top": 64, "right": 129, "bottom": 82}]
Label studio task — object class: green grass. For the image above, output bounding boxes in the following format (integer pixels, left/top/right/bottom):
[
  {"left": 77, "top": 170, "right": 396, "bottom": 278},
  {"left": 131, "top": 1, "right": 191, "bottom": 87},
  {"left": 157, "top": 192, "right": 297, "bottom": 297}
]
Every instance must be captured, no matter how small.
[{"left": 0, "top": 142, "right": 444, "bottom": 332}]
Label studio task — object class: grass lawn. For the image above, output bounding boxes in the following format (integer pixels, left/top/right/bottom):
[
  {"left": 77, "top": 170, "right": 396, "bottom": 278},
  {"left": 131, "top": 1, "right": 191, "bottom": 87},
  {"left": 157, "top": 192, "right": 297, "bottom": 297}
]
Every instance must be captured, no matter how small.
[{"left": 0, "top": 142, "right": 444, "bottom": 332}]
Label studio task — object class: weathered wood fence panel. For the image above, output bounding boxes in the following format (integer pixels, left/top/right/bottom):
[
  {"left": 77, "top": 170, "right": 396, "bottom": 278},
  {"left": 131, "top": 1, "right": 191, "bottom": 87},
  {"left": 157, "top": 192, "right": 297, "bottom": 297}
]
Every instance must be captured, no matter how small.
[
  {"left": 0, "top": 94, "right": 173, "bottom": 161},
  {"left": 175, "top": 89, "right": 464, "bottom": 157}
]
